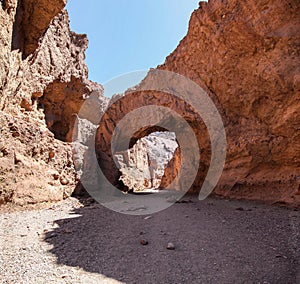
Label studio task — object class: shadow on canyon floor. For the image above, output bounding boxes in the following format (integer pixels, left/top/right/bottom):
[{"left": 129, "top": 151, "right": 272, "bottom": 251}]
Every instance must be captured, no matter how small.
[{"left": 44, "top": 196, "right": 300, "bottom": 283}]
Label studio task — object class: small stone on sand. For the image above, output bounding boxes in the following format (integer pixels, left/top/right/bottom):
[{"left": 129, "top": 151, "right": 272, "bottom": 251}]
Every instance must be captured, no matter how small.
[
  {"left": 140, "top": 239, "right": 149, "bottom": 246},
  {"left": 167, "top": 242, "right": 175, "bottom": 250}
]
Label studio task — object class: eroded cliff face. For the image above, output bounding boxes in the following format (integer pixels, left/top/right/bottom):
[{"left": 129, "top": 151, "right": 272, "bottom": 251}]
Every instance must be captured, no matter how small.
[
  {"left": 96, "top": 0, "right": 300, "bottom": 205},
  {"left": 0, "top": 0, "right": 107, "bottom": 205},
  {"left": 159, "top": 0, "right": 300, "bottom": 204}
]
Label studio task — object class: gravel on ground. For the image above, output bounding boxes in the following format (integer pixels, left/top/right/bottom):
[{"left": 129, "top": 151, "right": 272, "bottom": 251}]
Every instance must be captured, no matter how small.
[{"left": 0, "top": 196, "right": 299, "bottom": 283}]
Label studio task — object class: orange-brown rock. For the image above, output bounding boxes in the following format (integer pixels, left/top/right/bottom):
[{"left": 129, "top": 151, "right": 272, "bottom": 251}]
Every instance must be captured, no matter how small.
[
  {"left": 160, "top": 0, "right": 300, "bottom": 205},
  {"left": 96, "top": 90, "right": 210, "bottom": 194},
  {"left": 11, "top": 0, "right": 67, "bottom": 57},
  {"left": 96, "top": 0, "right": 300, "bottom": 206},
  {"left": 160, "top": 147, "right": 181, "bottom": 189}
]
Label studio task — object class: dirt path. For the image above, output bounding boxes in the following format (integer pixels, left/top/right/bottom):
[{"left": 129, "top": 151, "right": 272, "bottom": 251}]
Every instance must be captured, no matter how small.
[{"left": 0, "top": 197, "right": 299, "bottom": 283}]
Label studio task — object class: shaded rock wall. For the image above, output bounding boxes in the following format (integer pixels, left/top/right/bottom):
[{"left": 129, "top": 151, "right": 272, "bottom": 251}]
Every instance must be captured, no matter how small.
[
  {"left": 11, "top": 0, "right": 67, "bottom": 57},
  {"left": 40, "top": 78, "right": 103, "bottom": 142},
  {"left": 0, "top": 0, "right": 106, "bottom": 205}
]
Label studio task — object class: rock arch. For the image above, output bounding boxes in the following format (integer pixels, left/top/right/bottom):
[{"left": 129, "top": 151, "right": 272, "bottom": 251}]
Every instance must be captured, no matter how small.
[{"left": 95, "top": 90, "right": 212, "bottom": 193}]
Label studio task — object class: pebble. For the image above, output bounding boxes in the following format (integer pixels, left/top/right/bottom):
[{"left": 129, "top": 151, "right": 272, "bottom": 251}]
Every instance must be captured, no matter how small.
[
  {"left": 167, "top": 242, "right": 175, "bottom": 250},
  {"left": 53, "top": 173, "right": 59, "bottom": 180},
  {"left": 49, "top": 151, "right": 55, "bottom": 159},
  {"left": 140, "top": 239, "right": 149, "bottom": 246}
]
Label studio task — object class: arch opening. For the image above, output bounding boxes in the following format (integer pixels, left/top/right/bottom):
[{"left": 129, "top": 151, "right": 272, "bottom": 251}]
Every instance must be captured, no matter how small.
[
  {"left": 95, "top": 90, "right": 212, "bottom": 195},
  {"left": 114, "top": 131, "right": 181, "bottom": 193}
]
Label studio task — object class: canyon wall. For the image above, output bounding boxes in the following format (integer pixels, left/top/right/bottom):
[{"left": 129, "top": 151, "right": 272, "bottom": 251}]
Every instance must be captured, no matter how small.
[
  {"left": 0, "top": 0, "right": 107, "bottom": 205},
  {"left": 1, "top": 0, "right": 299, "bottom": 206},
  {"left": 158, "top": 0, "right": 300, "bottom": 204}
]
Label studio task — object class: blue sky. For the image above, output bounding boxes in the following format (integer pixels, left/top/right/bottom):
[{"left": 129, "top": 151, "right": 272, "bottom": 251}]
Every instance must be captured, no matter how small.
[
  {"left": 66, "top": 1, "right": 199, "bottom": 88},
  {"left": 67, "top": 0, "right": 199, "bottom": 80}
]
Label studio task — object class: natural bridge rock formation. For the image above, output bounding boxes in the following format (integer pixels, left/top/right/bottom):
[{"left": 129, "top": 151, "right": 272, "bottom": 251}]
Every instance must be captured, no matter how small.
[
  {"left": 0, "top": 0, "right": 299, "bottom": 206},
  {"left": 96, "top": 89, "right": 211, "bottom": 195},
  {"left": 96, "top": 0, "right": 300, "bottom": 205}
]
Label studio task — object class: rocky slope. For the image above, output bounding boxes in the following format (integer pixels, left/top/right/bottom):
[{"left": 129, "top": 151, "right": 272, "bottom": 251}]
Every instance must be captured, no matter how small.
[{"left": 0, "top": 0, "right": 107, "bottom": 205}]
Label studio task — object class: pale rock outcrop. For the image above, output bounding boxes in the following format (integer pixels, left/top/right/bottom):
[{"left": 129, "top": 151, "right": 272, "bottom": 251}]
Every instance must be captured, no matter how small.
[{"left": 114, "top": 132, "right": 178, "bottom": 192}]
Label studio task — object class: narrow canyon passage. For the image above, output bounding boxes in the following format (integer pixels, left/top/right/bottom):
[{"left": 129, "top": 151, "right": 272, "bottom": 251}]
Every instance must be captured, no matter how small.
[
  {"left": 0, "top": 0, "right": 299, "bottom": 283},
  {"left": 114, "top": 131, "right": 180, "bottom": 193}
]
